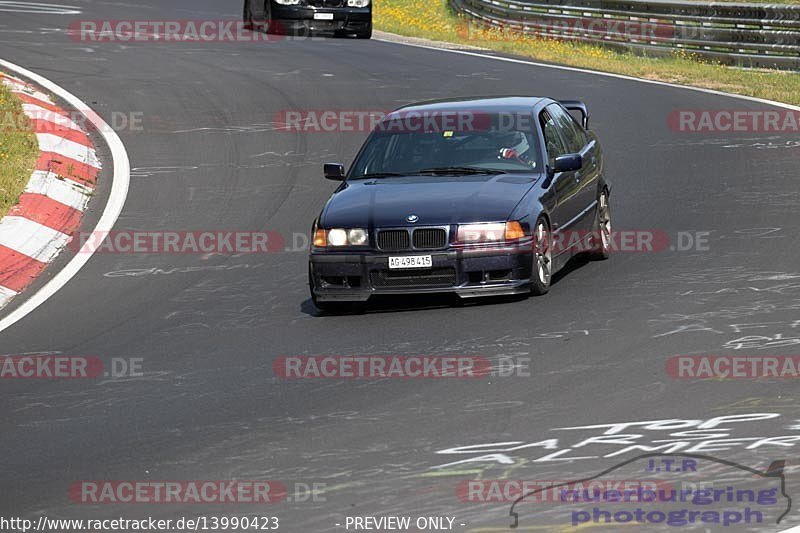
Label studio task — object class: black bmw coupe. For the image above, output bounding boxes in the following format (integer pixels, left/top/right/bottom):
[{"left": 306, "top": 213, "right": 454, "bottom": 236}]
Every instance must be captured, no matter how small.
[
  {"left": 308, "top": 97, "right": 611, "bottom": 312},
  {"left": 244, "top": 0, "right": 372, "bottom": 38}
]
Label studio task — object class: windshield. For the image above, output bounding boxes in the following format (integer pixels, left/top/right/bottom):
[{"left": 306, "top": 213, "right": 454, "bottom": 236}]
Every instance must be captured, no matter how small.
[{"left": 349, "top": 113, "right": 542, "bottom": 178}]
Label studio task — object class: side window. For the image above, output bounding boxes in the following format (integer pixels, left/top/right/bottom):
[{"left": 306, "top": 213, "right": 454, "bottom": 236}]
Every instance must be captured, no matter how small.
[
  {"left": 539, "top": 110, "right": 568, "bottom": 165},
  {"left": 547, "top": 104, "right": 587, "bottom": 154}
]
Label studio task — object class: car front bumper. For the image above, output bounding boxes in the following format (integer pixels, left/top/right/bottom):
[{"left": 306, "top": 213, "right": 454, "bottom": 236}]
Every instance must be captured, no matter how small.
[
  {"left": 309, "top": 240, "right": 534, "bottom": 302},
  {"left": 272, "top": 5, "right": 371, "bottom": 33}
]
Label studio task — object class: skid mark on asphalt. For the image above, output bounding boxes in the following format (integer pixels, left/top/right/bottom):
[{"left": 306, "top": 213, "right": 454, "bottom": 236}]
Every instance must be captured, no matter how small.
[
  {"left": 129, "top": 165, "right": 198, "bottom": 178},
  {"left": 655, "top": 136, "right": 800, "bottom": 148},
  {"left": 103, "top": 262, "right": 267, "bottom": 278},
  {"left": 170, "top": 124, "right": 284, "bottom": 134},
  {"left": 0, "top": 27, "right": 69, "bottom": 35},
  {"left": 130, "top": 151, "right": 334, "bottom": 178},
  {"left": 712, "top": 398, "right": 800, "bottom": 413},
  {"left": 0, "top": 2, "right": 81, "bottom": 15},
  {"left": 166, "top": 49, "right": 243, "bottom": 56}
]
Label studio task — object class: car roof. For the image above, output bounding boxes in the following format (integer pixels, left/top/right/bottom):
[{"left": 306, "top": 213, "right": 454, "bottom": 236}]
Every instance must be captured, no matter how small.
[{"left": 390, "top": 96, "right": 552, "bottom": 115}]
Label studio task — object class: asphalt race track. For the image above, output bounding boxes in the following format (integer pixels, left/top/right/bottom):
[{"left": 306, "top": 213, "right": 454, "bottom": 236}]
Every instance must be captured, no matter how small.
[{"left": 1, "top": 1, "right": 800, "bottom": 531}]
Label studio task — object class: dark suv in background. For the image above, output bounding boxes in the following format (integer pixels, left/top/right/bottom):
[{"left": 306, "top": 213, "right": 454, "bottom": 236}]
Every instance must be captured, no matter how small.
[{"left": 244, "top": 0, "right": 372, "bottom": 39}]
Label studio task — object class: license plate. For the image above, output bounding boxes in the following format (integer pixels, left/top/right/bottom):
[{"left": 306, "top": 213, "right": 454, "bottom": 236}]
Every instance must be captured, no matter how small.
[
  {"left": 389, "top": 255, "right": 433, "bottom": 270},
  {"left": 314, "top": 12, "right": 334, "bottom": 20}
]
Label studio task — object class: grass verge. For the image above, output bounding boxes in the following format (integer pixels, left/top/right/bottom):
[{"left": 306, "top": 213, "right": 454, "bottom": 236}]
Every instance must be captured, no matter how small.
[
  {"left": 374, "top": 0, "right": 800, "bottom": 106},
  {"left": 0, "top": 77, "right": 38, "bottom": 218}
]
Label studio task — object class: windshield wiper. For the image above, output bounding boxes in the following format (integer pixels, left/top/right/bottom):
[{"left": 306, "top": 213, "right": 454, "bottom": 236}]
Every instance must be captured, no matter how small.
[
  {"left": 417, "top": 166, "right": 505, "bottom": 175},
  {"left": 351, "top": 172, "right": 406, "bottom": 179},
  {"left": 353, "top": 167, "right": 505, "bottom": 179}
]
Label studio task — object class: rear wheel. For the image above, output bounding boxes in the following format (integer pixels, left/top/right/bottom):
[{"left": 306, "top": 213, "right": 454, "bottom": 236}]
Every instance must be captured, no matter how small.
[
  {"left": 589, "top": 190, "right": 611, "bottom": 260},
  {"left": 530, "top": 217, "right": 552, "bottom": 296}
]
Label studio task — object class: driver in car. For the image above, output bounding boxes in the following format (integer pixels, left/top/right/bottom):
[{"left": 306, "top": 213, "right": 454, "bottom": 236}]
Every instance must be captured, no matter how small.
[{"left": 497, "top": 131, "right": 535, "bottom": 167}]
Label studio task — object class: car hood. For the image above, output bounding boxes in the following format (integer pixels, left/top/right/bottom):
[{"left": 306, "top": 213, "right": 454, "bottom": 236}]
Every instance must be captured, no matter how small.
[{"left": 320, "top": 174, "right": 541, "bottom": 228}]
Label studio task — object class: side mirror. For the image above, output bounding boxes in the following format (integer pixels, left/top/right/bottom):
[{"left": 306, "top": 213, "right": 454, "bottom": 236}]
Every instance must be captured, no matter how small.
[
  {"left": 553, "top": 153, "right": 582, "bottom": 173},
  {"left": 324, "top": 163, "right": 346, "bottom": 181}
]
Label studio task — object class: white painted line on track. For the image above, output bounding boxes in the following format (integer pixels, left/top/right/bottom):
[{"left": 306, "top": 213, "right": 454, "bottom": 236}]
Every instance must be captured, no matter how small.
[
  {"left": 0, "top": 58, "right": 130, "bottom": 333},
  {"left": 0, "top": 285, "right": 17, "bottom": 307},
  {"left": 1, "top": 77, "right": 52, "bottom": 103},
  {"left": 23, "top": 103, "right": 82, "bottom": 131},
  {"left": 25, "top": 171, "right": 91, "bottom": 211},
  {"left": 35, "top": 133, "right": 100, "bottom": 167},
  {"left": 0, "top": 216, "right": 70, "bottom": 262}
]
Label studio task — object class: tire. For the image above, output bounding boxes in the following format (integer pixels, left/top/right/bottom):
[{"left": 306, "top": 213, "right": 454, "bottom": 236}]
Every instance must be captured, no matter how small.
[
  {"left": 356, "top": 24, "right": 372, "bottom": 39},
  {"left": 250, "top": 1, "right": 275, "bottom": 34},
  {"left": 243, "top": 0, "right": 253, "bottom": 29},
  {"left": 589, "top": 190, "right": 611, "bottom": 260},
  {"left": 530, "top": 217, "right": 552, "bottom": 296},
  {"left": 264, "top": 4, "right": 279, "bottom": 35}
]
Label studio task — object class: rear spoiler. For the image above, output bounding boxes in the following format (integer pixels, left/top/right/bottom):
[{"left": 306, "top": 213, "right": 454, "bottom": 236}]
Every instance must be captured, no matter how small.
[{"left": 559, "top": 100, "right": 589, "bottom": 129}]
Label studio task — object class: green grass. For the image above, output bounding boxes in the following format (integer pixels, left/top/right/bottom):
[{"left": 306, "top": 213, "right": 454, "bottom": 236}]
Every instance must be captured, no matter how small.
[
  {"left": 686, "top": 0, "right": 800, "bottom": 2},
  {"left": 375, "top": 0, "right": 800, "bottom": 106},
  {"left": 0, "top": 77, "right": 38, "bottom": 217}
]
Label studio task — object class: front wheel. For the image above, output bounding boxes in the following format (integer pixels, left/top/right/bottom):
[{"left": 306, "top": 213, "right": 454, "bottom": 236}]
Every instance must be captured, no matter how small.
[
  {"left": 530, "top": 217, "right": 552, "bottom": 296},
  {"left": 589, "top": 190, "right": 611, "bottom": 260},
  {"left": 243, "top": 0, "right": 253, "bottom": 29},
  {"left": 249, "top": 0, "right": 275, "bottom": 34},
  {"left": 356, "top": 24, "right": 372, "bottom": 39}
]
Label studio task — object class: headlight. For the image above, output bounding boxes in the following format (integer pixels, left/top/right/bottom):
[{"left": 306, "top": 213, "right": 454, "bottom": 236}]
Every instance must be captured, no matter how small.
[
  {"left": 313, "top": 228, "right": 369, "bottom": 247},
  {"left": 347, "top": 228, "right": 368, "bottom": 246},
  {"left": 274, "top": 0, "right": 301, "bottom": 5},
  {"left": 457, "top": 221, "right": 526, "bottom": 243},
  {"left": 347, "top": 0, "right": 370, "bottom": 6},
  {"left": 328, "top": 228, "right": 348, "bottom": 247}
]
